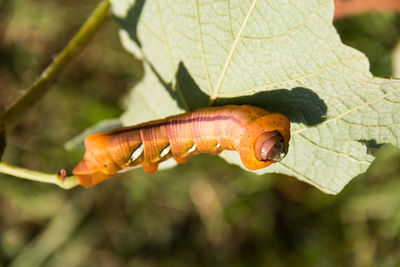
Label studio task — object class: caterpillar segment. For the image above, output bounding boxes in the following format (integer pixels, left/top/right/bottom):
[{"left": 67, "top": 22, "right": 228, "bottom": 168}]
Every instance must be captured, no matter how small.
[{"left": 73, "top": 105, "right": 291, "bottom": 187}]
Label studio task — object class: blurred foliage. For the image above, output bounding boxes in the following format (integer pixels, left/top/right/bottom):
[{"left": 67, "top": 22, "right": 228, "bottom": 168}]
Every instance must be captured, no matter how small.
[
  {"left": 334, "top": 12, "right": 400, "bottom": 77},
  {"left": 0, "top": 1, "right": 400, "bottom": 266}
]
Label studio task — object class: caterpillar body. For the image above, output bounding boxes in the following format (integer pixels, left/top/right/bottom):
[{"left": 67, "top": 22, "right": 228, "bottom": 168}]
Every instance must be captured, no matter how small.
[{"left": 73, "top": 105, "right": 291, "bottom": 187}]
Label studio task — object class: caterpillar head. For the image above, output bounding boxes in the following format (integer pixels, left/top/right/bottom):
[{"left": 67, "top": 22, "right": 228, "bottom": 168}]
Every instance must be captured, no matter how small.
[
  {"left": 253, "top": 130, "right": 287, "bottom": 162},
  {"left": 239, "top": 113, "right": 290, "bottom": 170}
]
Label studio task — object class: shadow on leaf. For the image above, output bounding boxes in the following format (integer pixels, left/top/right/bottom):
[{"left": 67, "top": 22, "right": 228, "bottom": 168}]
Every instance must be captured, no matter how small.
[
  {"left": 113, "top": 0, "right": 146, "bottom": 47},
  {"left": 114, "top": 1, "right": 327, "bottom": 126},
  {"left": 358, "top": 139, "right": 384, "bottom": 156},
  {"left": 216, "top": 87, "right": 327, "bottom": 126},
  {"left": 175, "top": 62, "right": 210, "bottom": 111},
  {"left": 145, "top": 61, "right": 210, "bottom": 112},
  {"left": 172, "top": 64, "right": 327, "bottom": 125}
]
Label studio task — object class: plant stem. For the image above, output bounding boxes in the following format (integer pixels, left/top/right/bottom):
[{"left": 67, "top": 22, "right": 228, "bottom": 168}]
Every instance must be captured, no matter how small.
[
  {"left": 0, "top": 0, "right": 111, "bottom": 136},
  {"left": 0, "top": 1, "right": 110, "bottom": 187},
  {"left": 0, "top": 162, "right": 80, "bottom": 189}
]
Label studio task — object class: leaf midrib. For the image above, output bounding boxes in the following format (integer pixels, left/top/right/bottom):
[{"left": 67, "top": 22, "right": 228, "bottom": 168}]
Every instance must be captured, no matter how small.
[{"left": 209, "top": 0, "right": 259, "bottom": 104}]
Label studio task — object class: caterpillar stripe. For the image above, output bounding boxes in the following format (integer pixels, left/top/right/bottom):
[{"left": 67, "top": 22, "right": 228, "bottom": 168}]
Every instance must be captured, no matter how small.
[{"left": 73, "top": 105, "right": 291, "bottom": 187}]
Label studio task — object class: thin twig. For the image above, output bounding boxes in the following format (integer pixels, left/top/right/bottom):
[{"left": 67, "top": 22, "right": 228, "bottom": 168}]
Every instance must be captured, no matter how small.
[
  {"left": 0, "top": 0, "right": 110, "bottom": 187},
  {"left": 0, "top": 0, "right": 111, "bottom": 136},
  {"left": 0, "top": 162, "right": 80, "bottom": 189}
]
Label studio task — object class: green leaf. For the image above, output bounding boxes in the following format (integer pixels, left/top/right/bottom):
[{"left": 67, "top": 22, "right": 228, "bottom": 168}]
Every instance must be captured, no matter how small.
[{"left": 110, "top": 0, "right": 400, "bottom": 194}]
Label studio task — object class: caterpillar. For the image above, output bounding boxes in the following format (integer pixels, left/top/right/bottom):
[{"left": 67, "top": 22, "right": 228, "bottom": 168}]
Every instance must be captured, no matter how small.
[{"left": 73, "top": 105, "right": 291, "bottom": 187}]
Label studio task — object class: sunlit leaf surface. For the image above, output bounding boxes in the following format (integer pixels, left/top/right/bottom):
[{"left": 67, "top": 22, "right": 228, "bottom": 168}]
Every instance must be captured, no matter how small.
[{"left": 111, "top": 0, "right": 400, "bottom": 194}]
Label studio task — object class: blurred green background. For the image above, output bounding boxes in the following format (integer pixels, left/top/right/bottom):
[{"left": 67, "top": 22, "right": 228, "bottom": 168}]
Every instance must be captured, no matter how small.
[{"left": 1, "top": 1, "right": 400, "bottom": 266}]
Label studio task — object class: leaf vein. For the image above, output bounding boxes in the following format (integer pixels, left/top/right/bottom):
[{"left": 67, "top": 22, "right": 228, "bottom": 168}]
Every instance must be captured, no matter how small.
[
  {"left": 297, "top": 133, "right": 371, "bottom": 164},
  {"left": 195, "top": 0, "right": 214, "bottom": 94},
  {"left": 276, "top": 161, "right": 336, "bottom": 194},
  {"left": 293, "top": 85, "right": 400, "bottom": 135},
  {"left": 216, "top": 55, "right": 366, "bottom": 97},
  {"left": 210, "top": 0, "right": 258, "bottom": 103}
]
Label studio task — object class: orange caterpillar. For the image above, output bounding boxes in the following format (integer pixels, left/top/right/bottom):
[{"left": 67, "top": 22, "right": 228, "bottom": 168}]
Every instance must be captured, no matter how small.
[{"left": 73, "top": 105, "right": 290, "bottom": 187}]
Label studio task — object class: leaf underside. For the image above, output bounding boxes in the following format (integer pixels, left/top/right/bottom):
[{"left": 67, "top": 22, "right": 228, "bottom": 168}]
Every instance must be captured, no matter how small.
[{"left": 109, "top": 0, "right": 400, "bottom": 194}]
